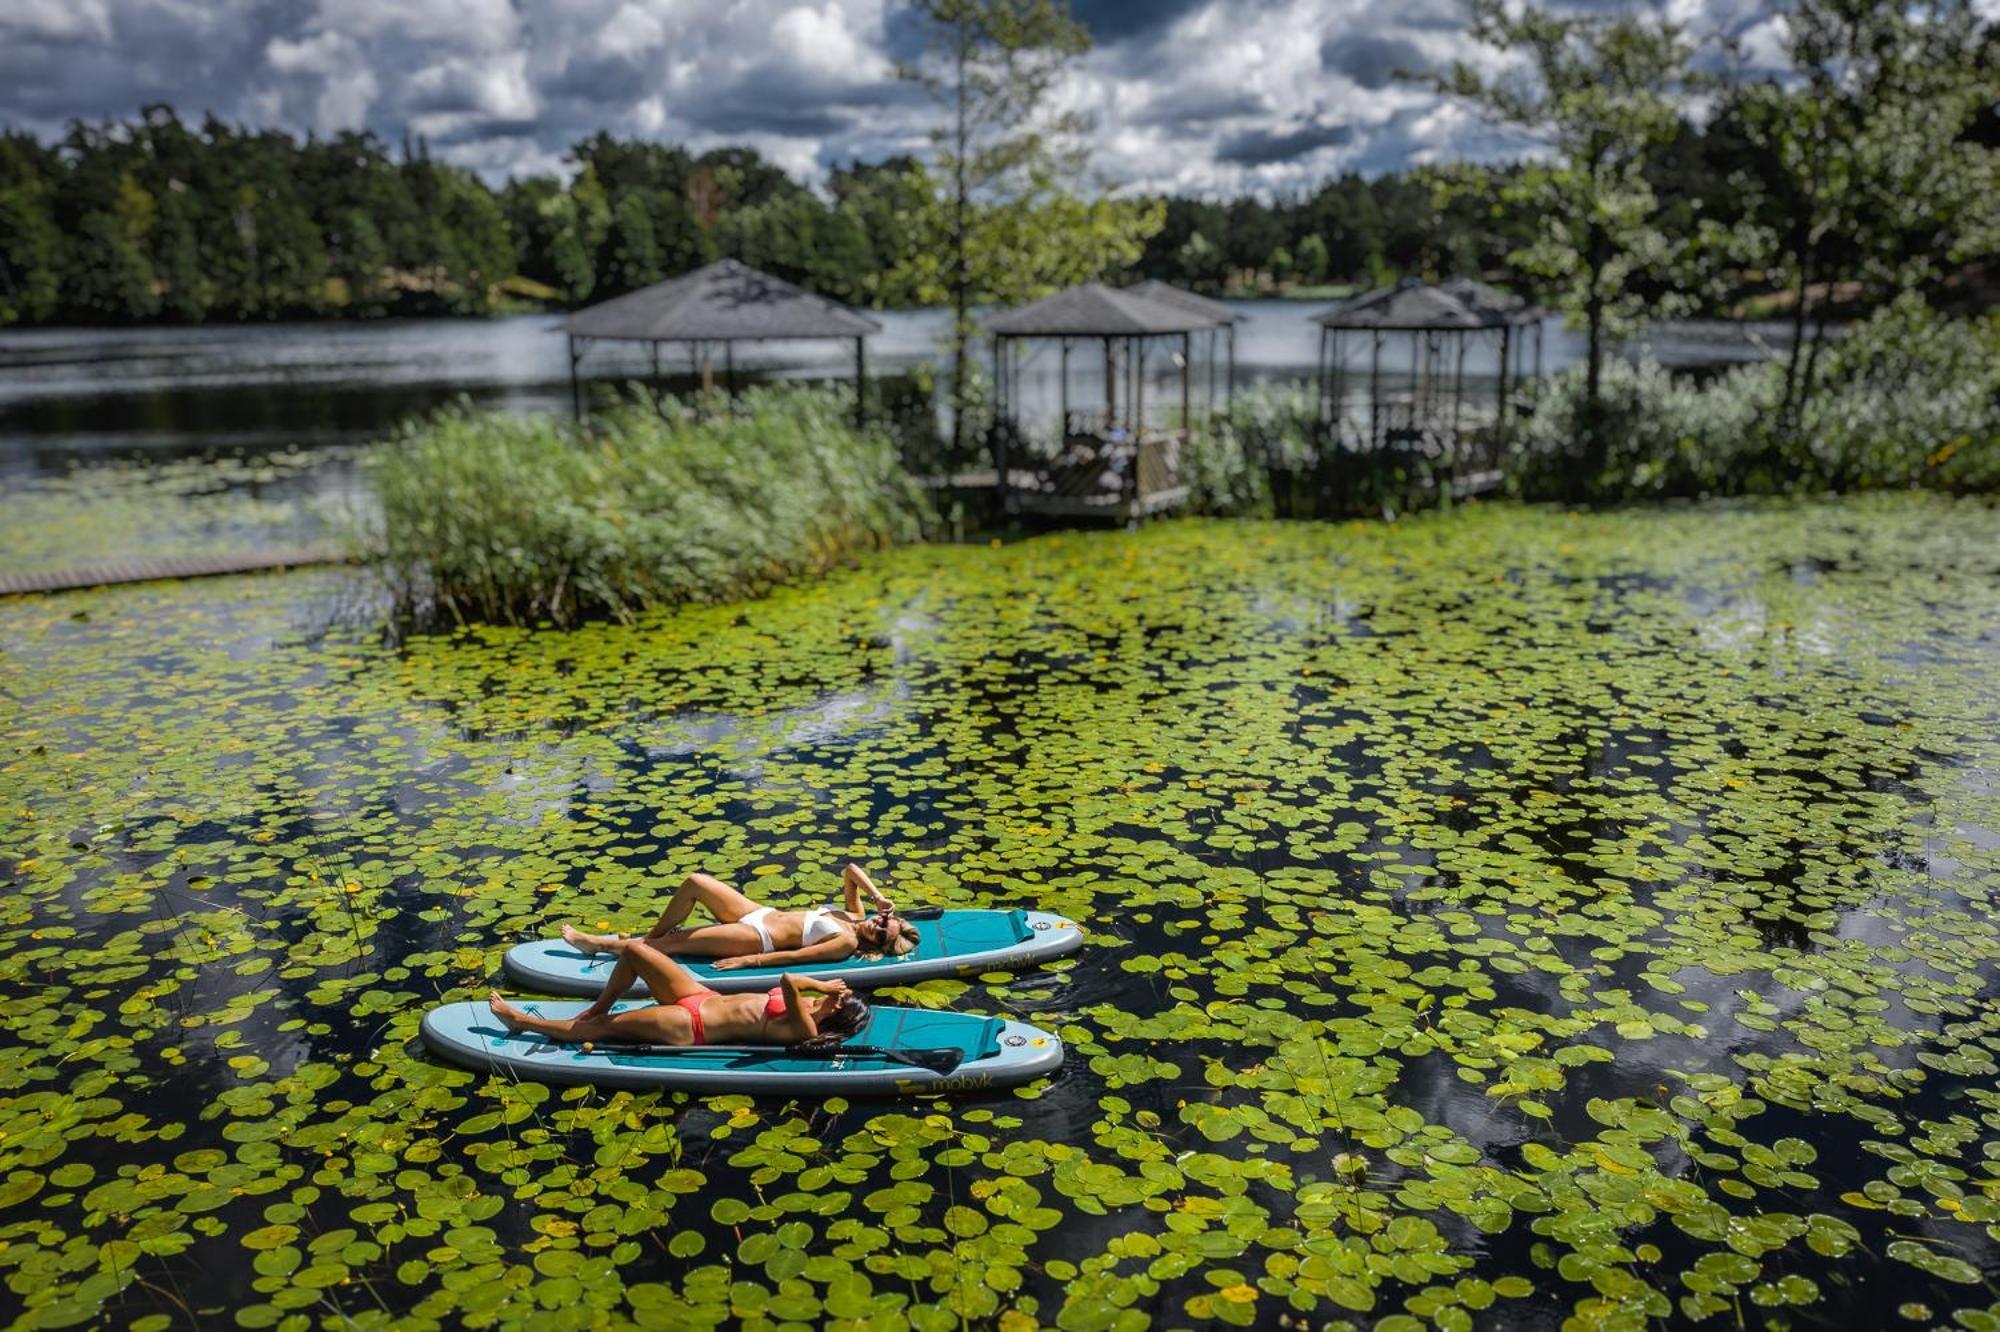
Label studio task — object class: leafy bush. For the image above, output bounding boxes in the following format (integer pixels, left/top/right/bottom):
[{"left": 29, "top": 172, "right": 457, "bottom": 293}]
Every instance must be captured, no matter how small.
[
  {"left": 360, "top": 386, "right": 930, "bottom": 626},
  {"left": 1795, "top": 297, "right": 2000, "bottom": 492},
  {"left": 1508, "top": 358, "right": 1772, "bottom": 501},
  {"left": 1185, "top": 384, "right": 1481, "bottom": 519},
  {"left": 1510, "top": 302, "right": 1999, "bottom": 501},
  {"left": 1180, "top": 385, "right": 1316, "bottom": 517}
]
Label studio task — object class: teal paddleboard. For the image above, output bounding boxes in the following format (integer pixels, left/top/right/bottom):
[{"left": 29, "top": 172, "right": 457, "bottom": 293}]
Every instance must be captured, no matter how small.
[
  {"left": 503, "top": 908, "right": 1083, "bottom": 996},
  {"left": 419, "top": 999, "right": 1064, "bottom": 1094}
]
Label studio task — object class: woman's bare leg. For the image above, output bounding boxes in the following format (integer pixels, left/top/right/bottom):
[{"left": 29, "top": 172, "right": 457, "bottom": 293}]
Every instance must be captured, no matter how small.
[
  {"left": 645, "top": 922, "right": 764, "bottom": 956},
  {"left": 488, "top": 993, "right": 681, "bottom": 1045},
  {"left": 563, "top": 873, "right": 763, "bottom": 954},
  {"left": 579, "top": 936, "right": 709, "bottom": 1018}
]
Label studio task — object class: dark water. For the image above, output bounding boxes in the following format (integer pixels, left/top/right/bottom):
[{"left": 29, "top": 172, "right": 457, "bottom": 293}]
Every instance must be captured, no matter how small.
[{"left": 2, "top": 502, "right": 1995, "bottom": 1329}]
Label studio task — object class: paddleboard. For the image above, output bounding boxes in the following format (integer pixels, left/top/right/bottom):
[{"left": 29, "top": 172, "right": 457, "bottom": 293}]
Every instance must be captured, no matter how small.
[
  {"left": 419, "top": 999, "right": 1064, "bottom": 1094},
  {"left": 503, "top": 908, "right": 1083, "bottom": 996}
]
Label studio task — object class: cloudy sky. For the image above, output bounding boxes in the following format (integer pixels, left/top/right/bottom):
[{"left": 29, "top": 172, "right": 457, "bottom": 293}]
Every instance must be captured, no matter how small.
[{"left": 0, "top": 0, "right": 1833, "bottom": 196}]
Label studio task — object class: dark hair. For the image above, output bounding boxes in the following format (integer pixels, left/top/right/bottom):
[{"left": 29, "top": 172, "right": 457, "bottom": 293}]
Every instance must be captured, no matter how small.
[
  {"left": 855, "top": 911, "right": 920, "bottom": 960},
  {"left": 796, "top": 992, "right": 871, "bottom": 1052}
]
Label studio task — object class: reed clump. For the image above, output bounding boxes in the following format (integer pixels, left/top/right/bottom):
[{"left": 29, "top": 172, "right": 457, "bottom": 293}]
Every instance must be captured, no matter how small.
[{"left": 362, "top": 386, "right": 929, "bottom": 626}]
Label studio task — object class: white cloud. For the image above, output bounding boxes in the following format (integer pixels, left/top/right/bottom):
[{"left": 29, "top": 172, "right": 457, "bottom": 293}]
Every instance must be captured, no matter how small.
[
  {"left": 0, "top": 0, "right": 114, "bottom": 42},
  {"left": 0, "top": 0, "right": 1806, "bottom": 191}
]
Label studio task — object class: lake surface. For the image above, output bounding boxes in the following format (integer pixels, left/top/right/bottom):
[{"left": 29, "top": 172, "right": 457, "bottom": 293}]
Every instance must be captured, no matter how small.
[
  {"left": 2, "top": 499, "right": 1997, "bottom": 1329},
  {"left": 0, "top": 303, "right": 1802, "bottom": 575},
  {"left": 0, "top": 303, "right": 1797, "bottom": 478}
]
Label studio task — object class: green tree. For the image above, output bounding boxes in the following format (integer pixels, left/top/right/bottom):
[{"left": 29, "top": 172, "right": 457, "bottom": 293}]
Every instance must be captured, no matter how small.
[
  {"left": 607, "top": 192, "right": 662, "bottom": 293},
  {"left": 331, "top": 210, "right": 391, "bottom": 314},
  {"left": 75, "top": 173, "right": 161, "bottom": 319},
  {"left": 0, "top": 133, "right": 63, "bottom": 324},
  {"left": 1436, "top": 0, "right": 1694, "bottom": 459},
  {"left": 1295, "top": 233, "right": 1329, "bottom": 285},
  {"left": 894, "top": 0, "right": 1133, "bottom": 452},
  {"left": 1726, "top": 0, "right": 1999, "bottom": 437}
]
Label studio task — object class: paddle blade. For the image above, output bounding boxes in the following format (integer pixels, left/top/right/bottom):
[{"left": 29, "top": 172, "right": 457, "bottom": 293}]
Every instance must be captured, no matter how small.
[{"left": 886, "top": 1047, "right": 965, "bottom": 1075}]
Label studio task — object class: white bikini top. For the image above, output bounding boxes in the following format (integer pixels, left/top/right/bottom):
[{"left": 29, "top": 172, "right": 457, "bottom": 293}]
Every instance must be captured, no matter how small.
[{"left": 800, "top": 907, "right": 846, "bottom": 946}]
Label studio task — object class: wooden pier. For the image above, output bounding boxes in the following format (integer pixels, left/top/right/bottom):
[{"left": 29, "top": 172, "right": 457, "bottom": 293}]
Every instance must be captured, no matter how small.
[{"left": 0, "top": 545, "right": 348, "bottom": 596}]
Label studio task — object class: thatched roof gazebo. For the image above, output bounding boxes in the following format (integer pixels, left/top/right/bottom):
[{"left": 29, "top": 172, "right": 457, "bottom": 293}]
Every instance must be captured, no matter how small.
[
  {"left": 983, "top": 282, "right": 1219, "bottom": 520},
  {"left": 1314, "top": 277, "right": 1542, "bottom": 454},
  {"left": 558, "top": 258, "right": 882, "bottom": 421}
]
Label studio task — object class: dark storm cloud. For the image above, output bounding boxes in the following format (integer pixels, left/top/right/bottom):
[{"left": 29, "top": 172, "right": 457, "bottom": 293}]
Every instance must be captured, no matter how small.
[
  {"left": 1319, "top": 32, "right": 1428, "bottom": 89},
  {"left": 1132, "top": 87, "right": 1269, "bottom": 130},
  {"left": 1067, "top": 0, "right": 1212, "bottom": 42},
  {"left": 1217, "top": 120, "right": 1353, "bottom": 166}
]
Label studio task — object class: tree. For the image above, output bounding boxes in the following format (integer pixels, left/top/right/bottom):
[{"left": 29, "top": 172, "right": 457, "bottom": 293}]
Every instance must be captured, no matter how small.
[
  {"left": 1295, "top": 233, "right": 1329, "bottom": 285},
  {"left": 606, "top": 192, "right": 662, "bottom": 294},
  {"left": 1436, "top": 0, "right": 1694, "bottom": 475},
  {"left": 0, "top": 133, "right": 63, "bottom": 324},
  {"left": 1725, "top": 0, "right": 1999, "bottom": 439},
  {"left": 1177, "top": 229, "right": 1223, "bottom": 288},
  {"left": 893, "top": 0, "right": 1160, "bottom": 454}
]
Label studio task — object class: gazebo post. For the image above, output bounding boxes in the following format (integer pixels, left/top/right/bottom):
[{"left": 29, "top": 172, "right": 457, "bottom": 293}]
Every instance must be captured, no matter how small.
[
  {"left": 993, "top": 334, "right": 1010, "bottom": 504},
  {"left": 854, "top": 336, "right": 867, "bottom": 427},
  {"left": 1317, "top": 325, "right": 1329, "bottom": 421},
  {"left": 1452, "top": 334, "right": 1468, "bottom": 475},
  {"left": 567, "top": 335, "right": 583, "bottom": 421},
  {"left": 1226, "top": 324, "right": 1236, "bottom": 399},
  {"left": 1498, "top": 323, "right": 1514, "bottom": 440},
  {"left": 1059, "top": 338, "right": 1070, "bottom": 434},
  {"left": 1134, "top": 338, "right": 1146, "bottom": 438},
  {"left": 1180, "top": 332, "right": 1191, "bottom": 438},
  {"left": 1368, "top": 331, "right": 1382, "bottom": 450},
  {"left": 1103, "top": 337, "right": 1116, "bottom": 430},
  {"left": 724, "top": 341, "right": 736, "bottom": 409},
  {"left": 1333, "top": 332, "right": 1347, "bottom": 441}
]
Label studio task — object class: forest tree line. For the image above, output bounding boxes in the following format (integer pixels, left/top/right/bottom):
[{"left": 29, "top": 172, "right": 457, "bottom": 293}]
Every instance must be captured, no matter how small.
[{"left": 0, "top": 90, "right": 1991, "bottom": 328}]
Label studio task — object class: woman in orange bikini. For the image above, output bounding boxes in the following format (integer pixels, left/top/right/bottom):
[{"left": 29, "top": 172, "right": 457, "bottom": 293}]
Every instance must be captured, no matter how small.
[
  {"left": 558, "top": 863, "right": 919, "bottom": 971},
  {"left": 488, "top": 933, "right": 870, "bottom": 1050}
]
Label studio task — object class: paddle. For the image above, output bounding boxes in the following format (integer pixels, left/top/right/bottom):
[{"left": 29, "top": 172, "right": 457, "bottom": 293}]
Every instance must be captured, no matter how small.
[{"left": 566, "top": 1041, "right": 966, "bottom": 1075}]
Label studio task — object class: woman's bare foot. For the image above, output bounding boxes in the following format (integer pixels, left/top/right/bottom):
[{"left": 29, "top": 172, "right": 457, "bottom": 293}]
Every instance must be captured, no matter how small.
[
  {"left": 561, "top": 923, "right": 615, "bottom": 955},
  {"left": 488, "top": 991, "right": 529, "bottom": 1033}
]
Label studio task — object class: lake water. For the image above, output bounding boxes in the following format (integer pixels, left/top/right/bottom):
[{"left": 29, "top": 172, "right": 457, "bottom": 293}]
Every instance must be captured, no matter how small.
[
  {"left": 0, "top": 303, "right": 1798, "bottom": 481},
  {"left": 2, "top": 499, "right": 1996, "bottom": 1329},
  {"left": 0, "top": 302, "right": 1801, "bottom": 576}
]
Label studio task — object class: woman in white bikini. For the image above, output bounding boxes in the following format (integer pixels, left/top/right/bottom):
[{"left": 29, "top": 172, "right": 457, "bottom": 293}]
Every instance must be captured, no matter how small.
[{"left": 559, "top": 863, "right": 920, "bottom": 971}]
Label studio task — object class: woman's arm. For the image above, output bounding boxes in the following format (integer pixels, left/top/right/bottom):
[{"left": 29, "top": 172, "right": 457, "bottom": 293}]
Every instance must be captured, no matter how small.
[
  {"left": 712, "top": 937, "right": 851, "bottom": 971},
  {"left": 779, "top": 973, "right": 819, "bottom": 1038},
  {"left": 844, "top": 863, "right": 893, "bottom": 914}
]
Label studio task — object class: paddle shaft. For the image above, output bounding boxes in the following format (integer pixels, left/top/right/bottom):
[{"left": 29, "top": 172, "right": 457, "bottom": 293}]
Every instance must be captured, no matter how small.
[{"left": 566, "top": 1041, "right": 963, "bottom": 1072}]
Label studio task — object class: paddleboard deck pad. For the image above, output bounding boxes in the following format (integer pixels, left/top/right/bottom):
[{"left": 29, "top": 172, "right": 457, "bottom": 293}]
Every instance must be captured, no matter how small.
[
  {"left": 503, "top": 909, "right": 1082, "bottom": 996},
  {"left": 420, "top": 1000, "right": 1063, "bottom": 1094}
]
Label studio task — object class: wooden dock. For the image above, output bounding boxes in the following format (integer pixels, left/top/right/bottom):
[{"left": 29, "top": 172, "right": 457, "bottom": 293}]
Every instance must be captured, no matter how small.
[{"left": 0, "top": 545, "right": 348, "bottom": 596}]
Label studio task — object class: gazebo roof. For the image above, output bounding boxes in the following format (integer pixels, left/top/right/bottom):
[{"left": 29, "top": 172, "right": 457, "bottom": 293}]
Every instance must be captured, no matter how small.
[
  {"left": 984, "top": 282, "right": 1215, "bottom": 337},
  {"left": 1126, "top": 280, "right": 1242, "bottom": 326},
  {"left": 1314, "top": 278, "right": 1534, "bottom": 330},
  {"left": 560, "top": 258, "right": 882, "bottom": 342}
]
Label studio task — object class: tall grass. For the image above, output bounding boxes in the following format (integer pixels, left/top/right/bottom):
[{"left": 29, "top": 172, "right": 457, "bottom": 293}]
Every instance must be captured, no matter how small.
[{"left": 360, "top": 386, "right": 930, "bottom": 627}]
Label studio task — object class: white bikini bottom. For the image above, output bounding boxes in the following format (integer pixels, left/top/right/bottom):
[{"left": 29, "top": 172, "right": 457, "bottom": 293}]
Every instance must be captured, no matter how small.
[{"left": 740, "top": 907, "right": 776, "bottom": 952}]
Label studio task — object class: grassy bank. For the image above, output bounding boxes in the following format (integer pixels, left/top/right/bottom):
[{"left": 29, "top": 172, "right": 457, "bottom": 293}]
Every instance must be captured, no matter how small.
[{"left": 362, "top": 387, "right": 929, "bottom": 626}]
